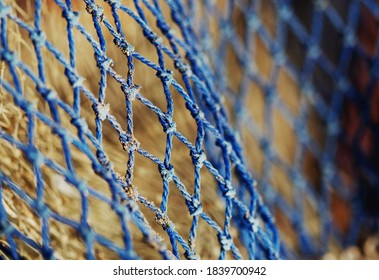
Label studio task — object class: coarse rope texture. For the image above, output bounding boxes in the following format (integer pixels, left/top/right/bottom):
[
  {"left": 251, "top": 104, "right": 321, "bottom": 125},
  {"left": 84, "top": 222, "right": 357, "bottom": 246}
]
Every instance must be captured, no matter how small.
[{"left": 0, "top": 0, "right": 379, "bottom": 259}]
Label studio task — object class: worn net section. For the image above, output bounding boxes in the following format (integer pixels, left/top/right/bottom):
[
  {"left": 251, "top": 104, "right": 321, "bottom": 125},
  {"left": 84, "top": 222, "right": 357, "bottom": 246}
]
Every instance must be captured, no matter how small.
[{"left": 0, "top": 0, "right": 378, "bottom": 259}]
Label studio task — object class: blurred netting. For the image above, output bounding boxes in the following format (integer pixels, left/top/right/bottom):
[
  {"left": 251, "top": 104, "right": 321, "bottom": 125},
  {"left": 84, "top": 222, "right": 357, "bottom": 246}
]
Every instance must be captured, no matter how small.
[{"left": 0, "top": 0, "right": 378, "bottom": 259}]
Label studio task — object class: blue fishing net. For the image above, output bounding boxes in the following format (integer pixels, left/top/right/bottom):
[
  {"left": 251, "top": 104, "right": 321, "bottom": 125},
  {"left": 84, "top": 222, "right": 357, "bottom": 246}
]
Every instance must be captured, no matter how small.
[{"left": 0, "top": 0, "right": 378, "bottom": 259}]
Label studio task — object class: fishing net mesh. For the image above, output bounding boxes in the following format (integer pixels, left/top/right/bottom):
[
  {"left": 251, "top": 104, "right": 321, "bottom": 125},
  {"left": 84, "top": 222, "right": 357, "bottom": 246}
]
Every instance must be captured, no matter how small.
[{"left": 0, "top": 0, "right": 378, "bottom": 259}]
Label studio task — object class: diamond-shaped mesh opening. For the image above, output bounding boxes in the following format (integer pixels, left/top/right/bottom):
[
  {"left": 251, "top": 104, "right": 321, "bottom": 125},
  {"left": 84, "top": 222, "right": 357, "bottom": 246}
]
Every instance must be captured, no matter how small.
[
  {"left": 357, "top": 3, "right": 379, "bottom": 56},
  {"left": 49, "top": 218, "right": 85, "bottom": 259},
  {"left": 320, "top": 17, "right": 343, "bottom": 66},
  {"left": 285, "top": 27, "right": 306, "bottom": 71},
  {"left": 272, "top": 110, "right": 297, "bottom": 164},
  {"left": 277, "top": 69, "right": 301, "bottom": 115},
  {"left": 292, "top": 0, "right": 314, "bottom": 33}
]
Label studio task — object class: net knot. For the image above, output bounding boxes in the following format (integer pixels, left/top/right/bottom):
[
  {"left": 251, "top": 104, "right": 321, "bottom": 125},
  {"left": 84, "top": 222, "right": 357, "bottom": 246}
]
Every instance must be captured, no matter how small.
[
  {"left": 327, "top": 116, "right": 340, "bottom": 136},
  {"left": 113, "top": 198, "right": 128, "bottom": 215},
  {"left": 211, "top": 102, "right": 222, "bottom": 113},
  {"left": 0, "top": 220, "right": 13, "bottom": 236},
  {"left": 190, "top": 150, "right": 206, "bottom": 168},
  {"left": 216, "top": 139, "right": 233, "bottom": 155},
  {"left": 184, "top": 250, "right": 199, "bottom": 260},
  {"left": 223, "top": 180, "right": 236, "bottom": 198},
  {"left": 70, "top": 117, "right": 89, "bottom": 133},
  {"left": 187, "top": 103, "right": 204, "bottom": 122},
  {"left": 260, "top": 138, "right": 275, "bottom": 161},
  {"left": 62, "top": 9, "right": 80, "bottom": 26},
  {"left": 17, "top": 99, "right": 34, "bottom": 114},
  {"left": 155, "top": 213, "right": 170, "bottom": 230},
  {"left": 156, "top": 70, "right": 173, "bottom": 85},
  {"left": 158, "top": 164, "right": 174, "bottom": 182},
  {"left": 264, "top": 86, "right": 276, "bottom": 104},
  {"left": 157, "top": 19, "right": 171, "bottom": 35},
  {"left": 37, "top": 85, "right": 57, "bottom": 101},
  {"left": 273, "top": 49, "right": 286, "bottom": 66},
  {"left": 316, "top": 0, "right": 328, "bottom": 10},
  {"left": 29, "top": 30, "right": 46, "bottom": 48},
  {"left": 26, "top": 146, "right": 43, "bottom": 167},
  {"left": 52, "top": 127, "right": 73, "bottom": 144},
  {"left": 114, "top": 38, "right": 135, "bottom": 56},
  {"left": 188, "top": 198, "right": 203, "bottom": 216},
  {"left": 105, "top": 0, "right": 121, "bottom": 9},
  {"left": 160, "top": 114, "right": 176, "bottom": 133},
  {"left": 294, "top": 118, "right": 310, "bottom": 144},
  {"left": 41, "top": 247, "right": 55, "bottom": 260},
  {"left": 245, "top": 214, "right": 260, "bottom": 233},
  {"left": 93, "top": 102, "right": 110, "bottom": 121},
  {"left": 218, "top": 234, "right": 233, "bottom": 251},
  {"left": 174, "top": 59, "right": 192, "bottom": 76},
  {"left": 307, "top": 44, "right": 321, "bottom": 60},
  {"left": 96, "top": 150, "right": 113, "bottom": 170},
  {"left": 1, "top": 50, "right": 17, "bottom": 66},
  {"left": 69, "top": 179, "right": 86, "bottom": 195},
  {"left": 124, "top": 184, "right": 138, "bottom": 201},
  {"left": 344, "top": 28, "right": 356, "bottom": 47},
  {"left": 122, "top": 84, "right": 141, "bottom": 101},
  {"left": 31, "top": 200, "right": 49, "bottom": 218},
  {"left": 119, "top": 133, "right": 140, "bottom": 152},
  {"left": 78, "top": 223, "right": 96, "bottom": 243},
  {"left": 290, "top": 169, "right": 306, "bottom": 191},
  {"left": 247, "top": 15, "right": 261, "bottom": 31},
  {"left": 86, "top": 3, "right": 104, "bottom": 22},
  {"left": 0, "top": 5, "right": 11, "bottom": 18},
  {"left": 144, "top": 29, "right": 163, "bottom": 45},
  {"left": 337, "top": 77, "right": 350, "bottom": 92},
  {"left": 91, "top": 161, "right": 103, "bottom": 176},
  {"left": 278, "top": 5, "right": 292, "bottom": 20},
  {"left": 64, "top": 68, "right": 83, "bottom": 88},
  {"left": 324, "top": 161, "right": 336, "bottom": 180},
  {"left": 96, "top": 56, "right": 114, "bottom": 70}
]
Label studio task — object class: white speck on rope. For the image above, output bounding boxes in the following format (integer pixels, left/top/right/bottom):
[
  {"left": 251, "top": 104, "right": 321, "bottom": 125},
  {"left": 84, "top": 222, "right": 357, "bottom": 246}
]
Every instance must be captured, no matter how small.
[{"left": 97, "top": 103, "right": 110, "bottom": 121}]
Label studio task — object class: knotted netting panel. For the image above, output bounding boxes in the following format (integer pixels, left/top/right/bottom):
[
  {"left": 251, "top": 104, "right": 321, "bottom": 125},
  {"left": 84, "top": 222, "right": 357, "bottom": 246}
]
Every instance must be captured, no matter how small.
[{"left": 0, "top": 0, "right": 378, "bottom": 260}]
